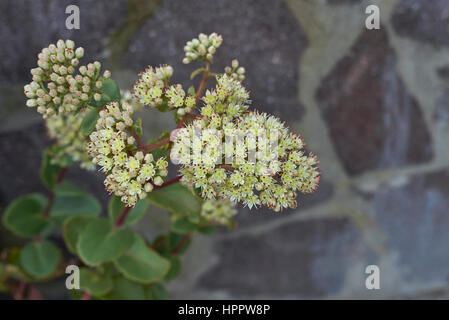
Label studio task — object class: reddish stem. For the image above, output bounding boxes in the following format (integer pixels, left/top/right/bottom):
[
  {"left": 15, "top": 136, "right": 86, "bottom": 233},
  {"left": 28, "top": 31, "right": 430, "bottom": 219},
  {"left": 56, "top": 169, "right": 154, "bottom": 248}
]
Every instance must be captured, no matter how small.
[
  {"left": 12, "top": 281, "right": 27, "bottom": 300},
  {"left": 172, "top": 234, "right": 191, "bottom": 254},
  {"left": 144, "top": 137, "right": 170, "bottom": 152},
  {"left": 56, "top": 167, "right": 67, "bottom": 183},
  {"left": 115, "top": 206, "right": 132, "bottom": 228},
  {"left": 152, "top": 237, "right": 167, "bottom": 250},
  {"left": 43, "top": 167, "right": 67, "bottom": 217},
  {"left": 195, "top": 62, "right": 210, "bottom": 104},
  {"left": 153, "top": 176, "right": 182, "bottom": 191},
  {"left": 129, "top": 127, "right": 145, "bottom": 151}
]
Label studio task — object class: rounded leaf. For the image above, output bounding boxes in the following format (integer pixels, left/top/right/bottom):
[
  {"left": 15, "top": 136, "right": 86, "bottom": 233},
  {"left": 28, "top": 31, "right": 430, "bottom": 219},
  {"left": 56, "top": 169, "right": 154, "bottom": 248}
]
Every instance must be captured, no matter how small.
[
  {"left": 53, "top": 181, "right": 84, "bottom": 196},
  {"left": 51, "top": 194, "right": 101, "bottom": 219},
  {"left": 77, "top": 218, "right": 135, "bottom": 266},
  {"left": 63, "top": 215, "right": 96, "bottom": 254},
  {"left": 90, "top": 78, "right": 121, "bottom": 107},
  {"left": 147, "top": 183, "right": 202, "bottom": 215},
  {"left": 114, "top": 234, "right": 170, "bottom": 284},
  {"left": 79, "top": 268, "right": 113, "bottom": 296},
  {"left": 2, "top": 194, "right": 49, "bottom": 237},
  {"left": 102, "top": 276, "right": 146, "bottom": 300},
  {"left": 145, "top": 283, "right": 170, "bottom": 300},
  {"left": 19, "top": 240, "right": 60, "bottom": 279},
  {"left": 81, "top": 108, "right": 100, "bottom": 135},
  {"left": 108, "top": 196, "right": 149, "bottom": 227}
]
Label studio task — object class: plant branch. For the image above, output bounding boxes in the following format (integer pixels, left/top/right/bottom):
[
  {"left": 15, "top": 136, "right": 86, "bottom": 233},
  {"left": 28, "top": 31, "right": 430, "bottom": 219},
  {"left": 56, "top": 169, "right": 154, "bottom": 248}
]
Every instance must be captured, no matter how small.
[
  {"left": 144, "top": 137, "right": 170, "bottom": 152},
  {"left": 195, "top": 61, "right": 211, "bottom": 104},
  {"left": 115, "top": 206, "right": 132, "bottom": 228},
  {"left": 153, "top": 176, "right": 182, "bottom": 191},
  {"left": 172, "top": 234, "right": 191, "bottom": 254},
  {"left": 43, "top": 167, "right": 67, "bottom": 217},
  {"left": 128, "top": 127, "right": 146, "bottom": 151},
  {"left": 152, "top": 237, "right": 167, "bottom": 250}
]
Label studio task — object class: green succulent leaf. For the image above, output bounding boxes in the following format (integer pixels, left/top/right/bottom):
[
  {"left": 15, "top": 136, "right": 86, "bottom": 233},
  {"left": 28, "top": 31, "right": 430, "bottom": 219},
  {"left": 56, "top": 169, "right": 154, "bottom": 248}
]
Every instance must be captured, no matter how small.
[
  {"left": 63, "top": 215, "right": 96, "bottom": 254},
  {"left": 131, "top": 118, "right": 143, "bottom": 137},
  {"left": 102, "top": 275, "right": 147, "bottom": 300},
  {"left": 147, "top": 183, "right": 202, "bottom": 216},
  {"left": 187, "top": 86, "right": 196, "bottom": 96},
  {"left": 90, "top": 78, "right": 121, "bottom": 107},
  {"left": 81, "top": 108, "right": 100, "bottom": 135},
  {"left": 164, "top": 256, "right": 181, "bottom": 282},
  {"left": 2, "top": 194, "right": 49, "bottom": 238},
  {"left": 168, "top": 233, "right": 191, "bottom": 254},
  {"left": 51, "top": 193, "right": 101, "bottom": 221},
  {"left": 156, "top": 102, "right": 171, "bottom": 112},
  {"left": 79, "top": 267, "right": 113, "bottom": 296},
  {"left": 114, "top": 233, "right": 170, "bottom": 284},
  {"left": 171, "top": 217, "right": 197, "bottom": 234},
  {"left": 53, "top": 181, "right": 84, "bottom": 196},
  {"left": 146, "top": 283, "right": 170, "bottom": 300},
  {"left": 77, "top": 218, "right": 135, "bottom": 266},
  {"left": 108, "top": 196, "right": 149, "bottom": 227},
  {"left": 19, "top": 240, "right": 60, "bottom": 279}
]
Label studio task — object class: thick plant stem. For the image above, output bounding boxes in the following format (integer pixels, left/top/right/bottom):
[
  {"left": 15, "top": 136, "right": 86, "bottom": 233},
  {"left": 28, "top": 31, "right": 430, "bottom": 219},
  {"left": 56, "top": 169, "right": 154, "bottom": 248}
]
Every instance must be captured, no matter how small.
[
  {"left": 115, "top": 206, "right": 132, "bottom": 228},
  {"left": 195, "top": 62, "right": 211, "bottom": 104},
  {"left": 128, "top": 127, "right": 146, "bottom": 151},
  {"left": 153, "top": 176, "right": 182, "bottom": 191},
  {"left": 144, "top": 137, "right": 170, "bottom": 152},
  {"left": 172, "top": 234, "right": 191, "bottom": 254},
  {"left": 175, "top": 63, "right": 211, "bottom": 130},
  {"left": 43, "top": 167, "right": 67, "bottom": 217}
]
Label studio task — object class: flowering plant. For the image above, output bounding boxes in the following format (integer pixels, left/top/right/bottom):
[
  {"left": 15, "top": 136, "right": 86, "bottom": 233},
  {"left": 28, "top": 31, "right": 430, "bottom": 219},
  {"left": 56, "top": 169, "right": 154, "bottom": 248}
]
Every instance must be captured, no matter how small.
[{"left": 1, "top": 34, "right": 319, "bottom": 299}]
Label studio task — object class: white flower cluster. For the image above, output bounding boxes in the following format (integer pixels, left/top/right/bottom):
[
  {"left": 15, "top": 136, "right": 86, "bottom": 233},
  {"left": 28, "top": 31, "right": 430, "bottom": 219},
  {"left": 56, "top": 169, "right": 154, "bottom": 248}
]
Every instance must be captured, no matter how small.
[
  {"left": 132, "top": 65, "right": 196, "bottom": 116},
  {"left": 201, "top": 74, "right": 250, "bottom": 119},
  {"left": 45, "top": 110, "right": 94, "bottom": 169},
  {"left": 24, "top": 39, "right": 110, "bottom": 118},
  {"left": 201, "top": 199, "right": 237, "bottom": 225},
  {"left": 165, "top": 84, "right": 196, "bottom": 116},
  {"left": 87, "top": 101, "right": 169, "bottom": 207},
  {"left": 224, "top": 59, "right": 246, "bottom": 82},
  {"left": 131, "top": 65, "right": 173, "bottom": 108},
  {"left": 182, "top": 33, "right": 223, "bottom": 64},
  {"left": 173, "top": 110, "right": 320, "bottom": 211}
]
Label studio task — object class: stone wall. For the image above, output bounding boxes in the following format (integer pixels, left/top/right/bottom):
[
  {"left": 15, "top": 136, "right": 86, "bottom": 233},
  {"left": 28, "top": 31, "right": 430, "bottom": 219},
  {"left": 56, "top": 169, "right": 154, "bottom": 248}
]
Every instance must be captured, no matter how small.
[{"left": 1, "top": 0, "right": 449, "bottom": 299}]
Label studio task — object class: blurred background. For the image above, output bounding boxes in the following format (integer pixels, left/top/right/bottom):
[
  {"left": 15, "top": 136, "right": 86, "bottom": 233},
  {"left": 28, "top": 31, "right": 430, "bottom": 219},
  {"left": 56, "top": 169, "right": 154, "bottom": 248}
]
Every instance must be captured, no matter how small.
[{"left": 1, "top": 0, "right": 449, "bottom": 299}]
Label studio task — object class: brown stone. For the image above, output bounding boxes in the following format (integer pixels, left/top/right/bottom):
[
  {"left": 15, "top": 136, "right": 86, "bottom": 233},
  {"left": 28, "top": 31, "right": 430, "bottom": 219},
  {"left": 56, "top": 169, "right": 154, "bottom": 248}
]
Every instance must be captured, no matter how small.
[{"left": 316, "top": 29, "right": 433, "bottom": 175}]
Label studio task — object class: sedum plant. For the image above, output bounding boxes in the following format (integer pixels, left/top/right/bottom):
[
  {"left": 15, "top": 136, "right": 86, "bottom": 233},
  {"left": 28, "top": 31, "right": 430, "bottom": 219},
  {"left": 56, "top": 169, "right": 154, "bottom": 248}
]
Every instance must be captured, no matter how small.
[{"left": 0, "top": 34, "right": 320, "bottom": 300}]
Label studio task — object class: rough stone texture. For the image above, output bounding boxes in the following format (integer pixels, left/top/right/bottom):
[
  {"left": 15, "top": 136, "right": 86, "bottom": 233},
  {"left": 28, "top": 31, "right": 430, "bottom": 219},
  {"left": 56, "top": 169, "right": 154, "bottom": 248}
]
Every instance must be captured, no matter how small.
[
  {"left": 364, "top": 168, "right": 449, "bottom": 286},
  {"left": 0, "top": 123, "right": 109, "bottom": 210},
  {"left": 0, "top": 0, "right": 127, "bottom": 83},
  {"left": 392, "top": 0, "right": 449, "bottom": 48},
  {"left": 1, "top": 0, "right": 449, "bottom": 300},
  {"left": 327, "top": 0, "right": 360, "bottom": 5},
  {"left": 435, "top": 89, "right": 449, "bottom": 122},
  {"left": 122, "top": 0, "right": 307, "bottom": 119},
  {"left": 234, "top": 177, "right": 334, "bottom": 228},
  {"left": 316, "top": 29, "right": 433, "bottom": 175},
  {"left": 198, "top": 217, "right": 373, "bottom": 298}
]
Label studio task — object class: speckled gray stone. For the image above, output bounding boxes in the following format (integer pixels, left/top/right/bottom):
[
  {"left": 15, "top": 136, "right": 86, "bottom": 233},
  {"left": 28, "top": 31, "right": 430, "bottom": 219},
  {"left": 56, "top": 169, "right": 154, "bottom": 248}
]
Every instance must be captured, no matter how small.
[{"left": 121, "top": 0, "right": 307, "bottom": 120}]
